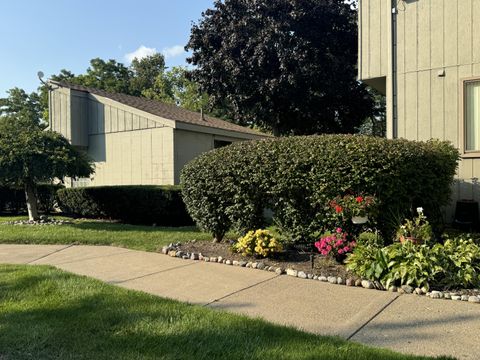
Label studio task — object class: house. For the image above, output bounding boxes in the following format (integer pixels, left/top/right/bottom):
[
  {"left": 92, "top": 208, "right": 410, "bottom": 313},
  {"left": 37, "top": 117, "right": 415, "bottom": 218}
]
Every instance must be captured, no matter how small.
[
  {"left": 358, "top": 0, "right": 480, "bottom": 219},
  {"left": 48, "top": 81, "right": 268, "bottom": 187}
]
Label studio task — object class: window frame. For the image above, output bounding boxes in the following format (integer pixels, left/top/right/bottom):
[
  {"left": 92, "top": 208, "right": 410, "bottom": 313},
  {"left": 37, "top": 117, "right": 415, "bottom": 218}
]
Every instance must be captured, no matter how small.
[{"left": 460, "top": 77, "right": 480, "bottom": 158}]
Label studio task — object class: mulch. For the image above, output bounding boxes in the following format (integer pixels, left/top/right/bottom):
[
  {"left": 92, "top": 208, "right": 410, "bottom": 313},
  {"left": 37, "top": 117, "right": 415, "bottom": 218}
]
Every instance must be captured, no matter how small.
[{"left": 178, "top": 239, "right": 359, "bottom": 280}]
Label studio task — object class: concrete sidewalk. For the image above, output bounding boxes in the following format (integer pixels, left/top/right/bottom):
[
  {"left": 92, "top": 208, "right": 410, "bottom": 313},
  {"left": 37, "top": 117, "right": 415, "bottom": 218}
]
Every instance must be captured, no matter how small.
[{"left": 1, "top": 244, "right": 478, "bottom": 360}]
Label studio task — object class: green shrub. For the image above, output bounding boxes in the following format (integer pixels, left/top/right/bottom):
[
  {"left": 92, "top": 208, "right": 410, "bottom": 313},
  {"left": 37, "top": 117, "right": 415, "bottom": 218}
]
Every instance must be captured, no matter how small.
[
  {"left": 0, "top": 184, "right": 63, "bottom": 215},
  {"left": 57, "top": 185, "right": 193, "bottom": 227},
  {"left": 234, "top": 229, "right": 283, "bottom": 258},
  {"left": 346, "top": 236, "right": 480, "bottom": 290},
  {"left": 181, "top": 135, "right": 459, "bottom": 242}
]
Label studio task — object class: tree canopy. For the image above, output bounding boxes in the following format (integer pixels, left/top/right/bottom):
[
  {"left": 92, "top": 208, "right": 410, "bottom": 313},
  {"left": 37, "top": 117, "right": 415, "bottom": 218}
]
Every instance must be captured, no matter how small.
[
  {"left": 0, "top": 90, "right": 94, "bottom": 220},
  {"left": 0, "top": 88, "right": 43, "bottom": 126},
  {"left": 186, "top": 0, "right": 375, "bottom": 136},
  {"left": 38, "top": 55, "right": 222, "bottom": 122}
]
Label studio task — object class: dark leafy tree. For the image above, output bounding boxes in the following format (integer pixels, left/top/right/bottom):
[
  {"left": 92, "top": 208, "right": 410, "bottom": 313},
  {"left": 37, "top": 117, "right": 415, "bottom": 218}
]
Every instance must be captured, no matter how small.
[
  {"left": 0, "top": 112, "right": 93, "bottom": 220},
  {"left": 186, "top": 0, "right": 375, "bottom": 136}
]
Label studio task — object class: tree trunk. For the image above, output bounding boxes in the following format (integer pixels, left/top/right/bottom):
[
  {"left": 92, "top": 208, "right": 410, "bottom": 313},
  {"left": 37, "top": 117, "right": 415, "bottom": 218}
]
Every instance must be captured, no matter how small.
[
  {"left": 24, "top": 182, "right": 39, "bottom": 221},
  {"left": 212, "top": 232, "right": 224, "bottom": 243}
]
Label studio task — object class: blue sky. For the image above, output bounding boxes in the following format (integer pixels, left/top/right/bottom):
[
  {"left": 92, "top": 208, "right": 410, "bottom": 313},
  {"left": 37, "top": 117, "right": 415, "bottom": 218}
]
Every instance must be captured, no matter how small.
[{"left": 0, "top": 0, "right": 216, "bottom": 96}]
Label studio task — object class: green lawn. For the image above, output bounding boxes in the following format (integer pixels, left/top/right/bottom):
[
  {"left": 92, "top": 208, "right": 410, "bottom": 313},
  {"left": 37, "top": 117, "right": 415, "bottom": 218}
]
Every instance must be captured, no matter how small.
[
  {"left": 0, "top": 265, "right": 452, "bottom": 360},
  {"left": 0, "top": 215, "right": 214, "bottom": 251}
]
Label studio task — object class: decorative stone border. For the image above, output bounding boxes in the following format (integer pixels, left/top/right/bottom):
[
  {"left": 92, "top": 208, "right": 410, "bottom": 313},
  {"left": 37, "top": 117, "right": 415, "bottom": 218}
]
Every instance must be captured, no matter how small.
[
  {"left": 3, "top": 217, "right": 73, "bottom": 226},
  {"left": 161, "top": 244, "right": 480, "bottom": 305}
]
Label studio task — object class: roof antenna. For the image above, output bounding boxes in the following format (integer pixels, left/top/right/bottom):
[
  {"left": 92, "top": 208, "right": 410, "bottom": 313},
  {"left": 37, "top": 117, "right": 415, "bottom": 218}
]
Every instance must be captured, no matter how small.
[{"left": 37, "top": 71, "right": 52, "bottom": 90}]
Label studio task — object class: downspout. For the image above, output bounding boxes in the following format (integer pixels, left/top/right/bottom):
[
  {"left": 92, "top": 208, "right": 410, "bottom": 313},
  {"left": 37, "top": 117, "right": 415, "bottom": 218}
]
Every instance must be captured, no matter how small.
[
  {"left": 48, "top": 86, "right": 52, "bottom": 129},
  {"left": 391, "top": 0, "right": 398, "bottom": 138}
]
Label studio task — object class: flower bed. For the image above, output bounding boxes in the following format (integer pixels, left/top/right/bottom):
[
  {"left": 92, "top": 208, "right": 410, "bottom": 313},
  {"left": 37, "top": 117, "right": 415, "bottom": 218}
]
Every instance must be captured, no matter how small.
[
  {"left": 161, "top": 239, "right": 480, "bottom": 304},
  {"left": 174, "top": 239, "right": 355, "bottom": 281}
]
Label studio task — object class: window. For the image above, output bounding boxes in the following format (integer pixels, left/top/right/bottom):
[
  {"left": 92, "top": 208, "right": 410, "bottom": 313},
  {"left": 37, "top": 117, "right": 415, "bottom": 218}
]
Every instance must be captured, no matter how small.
[
  {"left": 465, "top": 80, "right": 480, "bottom": 151},
  {"left": 72, "top": 177, "right": 91, "bottom": 188},
  {"left": 214, "top": 140, "right": 232, "bottom": 149}
]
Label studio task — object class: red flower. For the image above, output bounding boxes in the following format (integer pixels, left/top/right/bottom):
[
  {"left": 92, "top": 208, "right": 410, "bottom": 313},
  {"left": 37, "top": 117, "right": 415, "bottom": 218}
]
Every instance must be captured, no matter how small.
[
  {"left": 335, "top": 205, "right": 343, "bottom": 213},
  {"left": 355, "top": 196, "right": 364, "bottom": 203}
]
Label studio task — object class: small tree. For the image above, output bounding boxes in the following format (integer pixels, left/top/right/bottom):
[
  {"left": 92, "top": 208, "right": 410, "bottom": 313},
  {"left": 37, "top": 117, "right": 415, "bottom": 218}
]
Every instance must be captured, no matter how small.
[{"left": 0, "top": 115, "right": 94, "bottom": 220}]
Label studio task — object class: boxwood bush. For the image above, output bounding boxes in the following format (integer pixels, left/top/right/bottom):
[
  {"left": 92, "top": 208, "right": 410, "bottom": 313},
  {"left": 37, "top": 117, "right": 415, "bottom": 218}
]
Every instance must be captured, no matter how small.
[
  {"left": 0, "top": 184, "right": 63, "bottom": 215},
  {"left": 180, "top": 135, "right": 459, "bottom": 243},
  {"left": 57, "top": 185, "right": 193, "bottom": 226}
]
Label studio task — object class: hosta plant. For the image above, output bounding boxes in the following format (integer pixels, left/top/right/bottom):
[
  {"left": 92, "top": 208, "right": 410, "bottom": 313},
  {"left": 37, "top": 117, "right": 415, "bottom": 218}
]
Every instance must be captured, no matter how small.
[{"left": 346, "top": 234, "right": 480, "bottom": 291}]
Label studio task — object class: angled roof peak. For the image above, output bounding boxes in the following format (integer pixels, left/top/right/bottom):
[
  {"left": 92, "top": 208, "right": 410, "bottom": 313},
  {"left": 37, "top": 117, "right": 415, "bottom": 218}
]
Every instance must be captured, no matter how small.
[{"left": 50, "top": 81, "right": 270, "bottom": 137}]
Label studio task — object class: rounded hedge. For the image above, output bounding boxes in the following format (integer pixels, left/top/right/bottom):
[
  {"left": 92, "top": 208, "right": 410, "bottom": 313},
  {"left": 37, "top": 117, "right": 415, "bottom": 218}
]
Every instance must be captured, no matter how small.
[
  {"left": 180, "top": 135, "right": 459, "bottom": 243},
  {"left": 57, "top": 185, "right": 193, "bottom": 227}
]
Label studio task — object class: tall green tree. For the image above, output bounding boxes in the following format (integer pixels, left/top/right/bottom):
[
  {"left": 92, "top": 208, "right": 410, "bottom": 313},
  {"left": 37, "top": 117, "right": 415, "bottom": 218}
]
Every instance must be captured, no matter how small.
[
  {"left": 76, "top": 58, "right": 133, "bottom": 94},
  {"left": 0, "top": 88, "right": 43, "bottom": 126},
  {"left": 143, "top": 66, "right": 212, "bottom": 113},
  {"left": 186, "top": 0, "right": 375, "bottom": 136},
  {"left": 0, "top": 91, "right": 94, "bottom": 220},
  {"left": 130, "top": 53, "right": 166, "bottom": 97}
]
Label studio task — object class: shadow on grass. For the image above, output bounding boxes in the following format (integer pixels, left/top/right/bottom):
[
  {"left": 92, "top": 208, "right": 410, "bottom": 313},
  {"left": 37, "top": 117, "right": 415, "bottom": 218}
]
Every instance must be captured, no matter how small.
[
  {"left": 0, "top": 265, "right": 450, "bottom": 360},
  {"left": 67, "top": 221, "right": 203, "bottom": 233}
]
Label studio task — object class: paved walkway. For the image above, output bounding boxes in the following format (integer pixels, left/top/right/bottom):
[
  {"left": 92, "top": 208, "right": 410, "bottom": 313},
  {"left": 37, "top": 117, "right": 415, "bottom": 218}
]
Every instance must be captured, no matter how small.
[{"left": 1, "top": 244, "right": 479, "bottom": 360}]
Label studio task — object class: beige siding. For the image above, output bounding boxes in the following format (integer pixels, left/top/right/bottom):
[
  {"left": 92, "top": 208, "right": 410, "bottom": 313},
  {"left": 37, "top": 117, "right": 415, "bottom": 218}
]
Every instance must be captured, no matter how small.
[
  {"left": 89, "top": 127, "right": 175, "bottom": 186},
  {"left": 397, "top": 0, "right": 480, "bottom": 219},
  {"left": 173, "top": 130, "right": 214, "bottom": 184},
  {"left": 360, "top": 0, "right": 480, "bottom": 219},
  {"left": 172, "top": 130, "right": 252, "bottom": 184},
  {"left": 358, "top": 0, "right": 390, "bottom": 80},
  {"left": 50, "top": 85, "right": 266, "bottom": 187},
  {"left": 50, "top": 87, "right": 89, "bottom": 147},
  {"left": 86, "top": 99, "right": 165, "bottom": 136}
]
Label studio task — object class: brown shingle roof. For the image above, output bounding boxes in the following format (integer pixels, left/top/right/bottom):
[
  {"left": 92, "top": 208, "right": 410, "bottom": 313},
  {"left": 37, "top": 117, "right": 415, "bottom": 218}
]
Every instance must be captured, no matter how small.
[{"left": 51, "top": 81, "right": 268, "bottom": 137}]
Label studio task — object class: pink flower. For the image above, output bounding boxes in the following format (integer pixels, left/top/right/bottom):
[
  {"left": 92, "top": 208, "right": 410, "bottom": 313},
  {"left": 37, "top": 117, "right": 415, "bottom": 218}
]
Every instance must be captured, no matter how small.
[
  {"left": 338, "top": 249, "right": 344, "bottom": 254},
  {"left": 336, "top": 227, "right": 342, "bottom": 234}
]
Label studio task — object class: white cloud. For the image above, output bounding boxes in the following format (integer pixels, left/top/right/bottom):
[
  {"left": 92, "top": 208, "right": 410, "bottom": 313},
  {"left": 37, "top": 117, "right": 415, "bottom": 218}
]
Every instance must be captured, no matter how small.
[
  {"left": 124, "top": 45, "right": 157, "bottom": 63},
  {"left": 162, "top": 45, "right": 185, "bottom": 59}
]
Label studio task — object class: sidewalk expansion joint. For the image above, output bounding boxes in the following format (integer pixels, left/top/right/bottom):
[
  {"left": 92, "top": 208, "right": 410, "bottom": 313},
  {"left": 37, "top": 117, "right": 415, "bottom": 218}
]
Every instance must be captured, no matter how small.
[
  {"left": 26, "top": 244, "right": 75, "bottom": 265},
  {"left": 346, "top": 294, "right": 400, "bottom": 341},
  {"left": 111, "top": 261, "right": 199, "bottom": 284},
  {"left": 50, "top": 249, "right": 133, "bottom": 266},
  {"left": 204, "top": 275, "right": 280, "bottom": 307}
]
